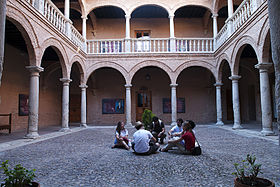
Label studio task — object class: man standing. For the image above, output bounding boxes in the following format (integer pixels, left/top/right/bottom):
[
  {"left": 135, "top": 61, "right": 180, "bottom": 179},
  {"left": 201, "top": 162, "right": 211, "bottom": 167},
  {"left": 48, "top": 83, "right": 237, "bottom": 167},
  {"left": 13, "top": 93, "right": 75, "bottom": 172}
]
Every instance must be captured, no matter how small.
[
  {"left": 132, "top": 121, "right": 159, "bottom": 155},
  {"left": 151, "top": 116, "right": 166, "bottom": 144}
]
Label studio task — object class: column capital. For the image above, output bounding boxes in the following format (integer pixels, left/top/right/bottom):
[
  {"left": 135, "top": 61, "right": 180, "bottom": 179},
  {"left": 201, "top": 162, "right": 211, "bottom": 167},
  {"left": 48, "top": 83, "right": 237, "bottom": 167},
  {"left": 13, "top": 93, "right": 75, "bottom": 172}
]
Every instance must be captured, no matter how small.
[
  {"left": 60, "top": 78, "right": 72, "bottom": 84},
  {"left": 255, "top": 63, "right": 273, "bottom": 70},
  {"left": 212, "top": 13, "right": 218, "bottom": 18},
  {"left": 214, "top": 82, "right": 223, "bottom": 87},
  {"left": 81, "top": 15, "right": 88, "bottom": 20},
  {"left": 170, "top": 84, "right": 178, "bottom": 87},
  {"left": 79, "top": 84, "right": 88, "bottom": 89},
  {"left": 169, "top": 14, "right": 175, "bottom": 19},
  {"left": 26, "top": 66, "right": 44, "bottom": 73},
  {"left": 229, "top": 75, "right": 241, "bottom": 81},
  {"left": 125, "top": 84, "right": 132, "bottom": 88},
  {"left": 125, "top": 15, "right": 131, "bottom": 19}
]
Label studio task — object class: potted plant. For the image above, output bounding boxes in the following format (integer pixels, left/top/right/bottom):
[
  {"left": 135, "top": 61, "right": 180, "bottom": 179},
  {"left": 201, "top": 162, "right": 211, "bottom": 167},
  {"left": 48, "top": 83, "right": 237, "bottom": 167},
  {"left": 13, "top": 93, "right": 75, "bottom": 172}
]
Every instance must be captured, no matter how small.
[
  {"left": 141, "top": 109, "right": 155, "bottom": 130},
  {"left": 0, "top": 160, "right": 39, "bottom": 187},
  {"left": 232, "top": 154, "right": 275, "bottom": 187}
]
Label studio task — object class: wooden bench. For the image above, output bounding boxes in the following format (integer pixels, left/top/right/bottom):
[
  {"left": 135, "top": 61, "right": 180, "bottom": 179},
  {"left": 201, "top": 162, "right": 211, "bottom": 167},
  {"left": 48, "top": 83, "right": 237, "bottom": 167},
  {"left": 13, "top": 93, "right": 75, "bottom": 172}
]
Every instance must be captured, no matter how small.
[{"left": 0, "top": 114, "right": 12, "bottom": 134}]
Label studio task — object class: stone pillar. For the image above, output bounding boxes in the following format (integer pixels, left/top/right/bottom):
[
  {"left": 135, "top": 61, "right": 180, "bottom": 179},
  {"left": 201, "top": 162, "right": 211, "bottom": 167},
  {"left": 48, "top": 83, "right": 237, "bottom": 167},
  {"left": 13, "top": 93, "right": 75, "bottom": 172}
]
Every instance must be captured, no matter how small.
[
  {"left": 169, "top": 14, "right": 176, "bottom": 52},
  {"left": 214, "top": 83, "right": 224, "bottom": 125},
  {"left": 170, "top": 84, "right": 178, "bottom": 126},
  {"left": 227, "top": 0, "right": 234, "bottom": 18},
  {"left": 60, "top": 78, "right": 72, "bottom": 132},
  {"left": 255, "top": 63, "right": 274, "bottom": 135},
  {"left": 25, "top": 66, "right": 44, "bottom": 138},
  {"left": 125, "top": 15, "right": 131, "bottom": 52},
  {"left": 212, "top": 13, "right": 218, "bottom": 38},
  {"left": 82, "top": 16, "right": 87, "bottom": 39},
  {"left": 35, "top": 0, "right": 44, "bottom": 14},
  {"left": 229, "top": 75, "right": 242, "bottom": 129},
  {"left": 64, "top": 0, "right": 71, "bottom": 37},
  {"left": 227, "top": 0, "right": 234, "bottom": 35},
  {"left": 0, "top": 0, "right": 6, "bottom": 86},
  {"left": 125, "top": 84, "right": 132, "bottom": 127},
  {"left": 80, "top": 84, "right": 88, "bottom": 128}
]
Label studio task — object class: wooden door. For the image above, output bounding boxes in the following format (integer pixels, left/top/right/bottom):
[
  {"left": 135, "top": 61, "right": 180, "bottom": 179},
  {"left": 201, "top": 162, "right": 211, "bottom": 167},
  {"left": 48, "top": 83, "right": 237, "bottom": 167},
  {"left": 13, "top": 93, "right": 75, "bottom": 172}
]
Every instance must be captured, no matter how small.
[
  {"left": 136, "top": 90, "right": 152, "bottom": 121},
  {"left": 70, "top": 94, "right": 81, "bottom": 123}
]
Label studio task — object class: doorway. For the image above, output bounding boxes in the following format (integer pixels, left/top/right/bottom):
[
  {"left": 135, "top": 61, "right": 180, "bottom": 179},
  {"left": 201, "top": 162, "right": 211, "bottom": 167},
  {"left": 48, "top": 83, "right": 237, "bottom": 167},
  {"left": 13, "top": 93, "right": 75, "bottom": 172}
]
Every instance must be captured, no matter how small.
[{"left": 136, "top": 89, "right": 152, "bottom": 121}]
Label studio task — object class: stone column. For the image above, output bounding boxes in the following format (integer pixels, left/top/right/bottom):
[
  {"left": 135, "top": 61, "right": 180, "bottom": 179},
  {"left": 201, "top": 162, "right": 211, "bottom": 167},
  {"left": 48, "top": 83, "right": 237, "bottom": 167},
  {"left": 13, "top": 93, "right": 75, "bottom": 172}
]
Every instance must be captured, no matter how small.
[
  {"left": 170, "top": 84, "right": 178, "bottom": 126},
  {"left": 227, "top": 0, "right": 234, "bottom": 35},
  {"left": 255, "top": 63, "right": 274, "bottom": 135},
  {"left": 0, "top": 0, "right": 6, "bottom": 86},
  {"left": 80, "top": 84, "right": 88, "bottom": 128},
  {"left": 64, "top": 0, "right": 71, "bottom": 37},
  {"left": 214, "top": 83, "right": 224, "bottom": 125},
  {"left": 212, "top": 13, "right": 218, "bottom": 38},
  {"left": 81, "top": 16, "right": 87, "bottom": 39},
  {"left": 169, "top": 14, "right": 176, "bottom": 52},
  {"left": 60, "top": 78, "right": 72, "bottom": 132},
  {"left": 25, "top": 66, "right": 44, "bottom": 138},
  {"left": 229, "top": 75, "right": 243, "bottom": 129},
  {"left": 125, "top": 84, "right": 132, "bottom": 127},
  {"left": 227, "top": 0, "right": 234, "bottom": 18},
  {"left": 125, "top": 15, "right": 131, "bottom": 52}
]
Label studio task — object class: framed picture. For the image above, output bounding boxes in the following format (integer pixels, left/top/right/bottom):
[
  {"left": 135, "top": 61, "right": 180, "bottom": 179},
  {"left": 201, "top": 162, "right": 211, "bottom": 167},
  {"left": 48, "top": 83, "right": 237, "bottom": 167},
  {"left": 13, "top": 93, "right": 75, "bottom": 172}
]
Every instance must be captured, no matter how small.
[
  {"left": 19, "top": 94, "right": 29, "bottom": 116},
  {"left": 102, "top": 99, "right": 124, "bottom": 114},
  {"left": 163, "top": 98, "right": 185, "bottom": 113}
]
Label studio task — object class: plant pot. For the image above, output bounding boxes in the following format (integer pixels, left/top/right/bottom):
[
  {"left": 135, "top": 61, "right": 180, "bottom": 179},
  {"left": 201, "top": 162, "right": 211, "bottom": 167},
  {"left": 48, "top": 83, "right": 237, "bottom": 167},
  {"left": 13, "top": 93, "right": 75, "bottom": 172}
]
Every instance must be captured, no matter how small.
[{"left": 234, "top": 177, "right": 275, "bottom": 187}]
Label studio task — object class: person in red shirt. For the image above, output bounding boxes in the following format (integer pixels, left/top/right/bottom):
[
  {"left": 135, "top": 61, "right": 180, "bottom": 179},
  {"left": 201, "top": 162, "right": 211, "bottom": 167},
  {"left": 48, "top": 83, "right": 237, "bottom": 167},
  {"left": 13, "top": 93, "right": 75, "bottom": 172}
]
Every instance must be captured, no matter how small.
[{"left": 160, "top": 121, "right": 195, "bottom": 154}]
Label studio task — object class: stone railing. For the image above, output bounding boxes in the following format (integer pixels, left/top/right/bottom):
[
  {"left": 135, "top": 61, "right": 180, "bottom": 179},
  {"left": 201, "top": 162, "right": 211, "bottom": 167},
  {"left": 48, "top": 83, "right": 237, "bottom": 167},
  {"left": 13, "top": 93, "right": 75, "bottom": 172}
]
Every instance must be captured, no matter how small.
[
  {"left": 70, "top": 25, "right": 85, "bottom": 50},
  {"left": 215, "top": 24, "right": 229, "bottom": 49},
  {"left": 87, "top": 39, "right": 125, "bottom": 54},
  {"left": 131, "top": 38, "right": 170, "bottom": 53},
  {"left": 175, "top": 38, "right": 214, "bottom": 53}
]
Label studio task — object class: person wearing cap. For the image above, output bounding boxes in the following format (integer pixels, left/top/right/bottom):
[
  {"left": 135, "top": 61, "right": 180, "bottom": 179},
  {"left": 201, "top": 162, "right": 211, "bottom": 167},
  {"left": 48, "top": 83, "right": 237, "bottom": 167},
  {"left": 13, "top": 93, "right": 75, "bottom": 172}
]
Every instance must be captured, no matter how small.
[
  {"left": 132, "top": 121, "right": 160, "bottom": 155},
  {"left": 150, "top": 116, "right": 166, "bottom": 144}
]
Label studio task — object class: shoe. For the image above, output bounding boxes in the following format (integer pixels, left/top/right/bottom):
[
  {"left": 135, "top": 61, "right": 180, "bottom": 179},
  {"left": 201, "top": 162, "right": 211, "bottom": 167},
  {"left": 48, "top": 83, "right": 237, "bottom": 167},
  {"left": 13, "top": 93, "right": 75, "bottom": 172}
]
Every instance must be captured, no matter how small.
[{"left": 160, "top": 148, "right": 168, "bottom": 152}]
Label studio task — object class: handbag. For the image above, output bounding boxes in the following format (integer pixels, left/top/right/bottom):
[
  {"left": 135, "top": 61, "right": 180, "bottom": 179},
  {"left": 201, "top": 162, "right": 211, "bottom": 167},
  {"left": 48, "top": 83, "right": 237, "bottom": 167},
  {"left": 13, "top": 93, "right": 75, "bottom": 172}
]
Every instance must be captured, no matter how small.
[{"left": 191, "top": 136, "right": 202, "bottom": 156}]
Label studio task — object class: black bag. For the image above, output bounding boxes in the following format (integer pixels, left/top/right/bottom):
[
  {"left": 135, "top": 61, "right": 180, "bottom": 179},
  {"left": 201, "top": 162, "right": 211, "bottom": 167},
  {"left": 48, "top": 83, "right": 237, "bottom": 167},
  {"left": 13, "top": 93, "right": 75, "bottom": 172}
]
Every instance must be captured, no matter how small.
[{"left": 191, "top": 137, "right": 202, "bottom": 156}]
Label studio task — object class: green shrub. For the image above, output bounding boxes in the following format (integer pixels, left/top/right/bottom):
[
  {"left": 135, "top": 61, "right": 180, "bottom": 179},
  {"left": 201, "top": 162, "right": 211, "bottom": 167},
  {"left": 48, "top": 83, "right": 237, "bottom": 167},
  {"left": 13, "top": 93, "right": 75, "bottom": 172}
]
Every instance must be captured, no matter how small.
[
  {"left": 0, "top": 160, "right": 36, "bottom": 187},
  {"left": 141, "top": 109, "right": 155, "bottom": 130}
]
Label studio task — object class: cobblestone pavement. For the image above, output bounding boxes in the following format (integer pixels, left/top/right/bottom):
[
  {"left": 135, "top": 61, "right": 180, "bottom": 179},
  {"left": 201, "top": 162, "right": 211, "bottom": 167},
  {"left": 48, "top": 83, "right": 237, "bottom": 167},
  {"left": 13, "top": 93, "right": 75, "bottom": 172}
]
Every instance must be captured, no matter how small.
[{"left": 0, "top": 125, "right": 279, "bottom": 187}]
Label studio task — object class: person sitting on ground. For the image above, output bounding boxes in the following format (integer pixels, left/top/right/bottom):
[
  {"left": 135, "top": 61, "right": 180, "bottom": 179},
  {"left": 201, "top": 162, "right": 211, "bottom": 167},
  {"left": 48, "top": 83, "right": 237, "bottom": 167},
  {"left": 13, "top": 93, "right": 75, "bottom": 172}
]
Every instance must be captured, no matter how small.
[
  {"left": 150, "top": 116, "right": 166, "bottom": 144},
  {"left": 111, "top": 121, "right": 130, "bottom": 150},
  {"left": 160, "top": 121, "right": 195, "bottom": 154},
  {"left": 168, "top": 118, "right": 184, "bottom": 139},
  {"left": 132, "top": 121, "right": 160, "bottom": 155}
]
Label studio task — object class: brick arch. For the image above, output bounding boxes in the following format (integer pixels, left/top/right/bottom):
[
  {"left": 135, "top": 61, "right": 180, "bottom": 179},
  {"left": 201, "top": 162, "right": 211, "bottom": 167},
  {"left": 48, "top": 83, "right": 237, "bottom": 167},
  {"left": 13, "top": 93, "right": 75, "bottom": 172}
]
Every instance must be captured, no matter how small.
[
  {"left": 86, "top": 61, "right": 128, "bottom": 84},
  {"left": 129, "top": 60, "right": 173, "bottom": 84},
  {"left": 69, "top": 55, "right": 86, "bottom": 84},
  {"left": 172, "top": 2, "right": 213, "bottom": 15},
  {"left": 231, "top": 35, "right": 260, "bottom": 75},
  {"left": 86, "top": 2, "right": 128, "bottom": 16},
  {"left": 129, "top": 3, "right": 171, "bottom": 16},
  {"left": 175, "top": 60, "right": 217, "bottom": 83},
  {"left": 217, "top": 53, "right": 231, "bottom": 82},
  {"left": 258, "top": 17, "right": 271, "bottom": 63},
  {"left": 39, "top": 37, "right": 68, "bottom": 78},
  {"left": 6, "top": 5, "right": 38, "bottom": 66}
]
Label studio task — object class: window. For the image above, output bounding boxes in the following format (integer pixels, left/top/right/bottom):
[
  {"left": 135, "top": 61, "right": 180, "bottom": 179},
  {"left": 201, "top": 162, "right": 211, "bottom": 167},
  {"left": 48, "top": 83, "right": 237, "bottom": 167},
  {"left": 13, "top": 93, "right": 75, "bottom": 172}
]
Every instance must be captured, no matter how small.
[{"left": 135, "top": 30, "right": 151, "bottom": 52}]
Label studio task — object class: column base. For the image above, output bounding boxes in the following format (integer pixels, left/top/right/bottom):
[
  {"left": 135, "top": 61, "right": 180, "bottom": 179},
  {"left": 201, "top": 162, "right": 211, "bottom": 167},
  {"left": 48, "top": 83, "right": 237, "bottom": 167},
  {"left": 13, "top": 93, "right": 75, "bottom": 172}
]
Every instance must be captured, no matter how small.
[
  {"left": 261, "top": 128, "right": 275, "bottom": 136},
  {"left": 216, "top": 121, "right": 224, "bottom": 126},
  {"left": 126, "top": 122, "right": 133, "bottom": 127},
  {"left": 232, "top": 123, "right": 243, "bottom": 129},
  {"left": 59, "top": 127, "right": 71, "bottom": 132},
  {"left": 24, "top": 132, "right": 40, "bottom": 139},
  {"left": 170, "top": 121, "right": 177, "bottom": 127},
  {"left": 80, "top": 123, "right": 88, "bottom": 128}
]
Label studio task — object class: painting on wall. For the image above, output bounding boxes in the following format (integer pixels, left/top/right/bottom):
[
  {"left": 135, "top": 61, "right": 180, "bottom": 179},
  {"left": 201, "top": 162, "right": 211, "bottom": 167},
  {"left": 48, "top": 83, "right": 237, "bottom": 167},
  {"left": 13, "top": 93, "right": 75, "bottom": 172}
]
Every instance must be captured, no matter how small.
[
  {"left": 162, "top": 98, "right": 185, "bottom": 113},
  {"left": 19, "top": 94, "right": 29, "bottom": 116},
  {"left": 102, "top": 99, "right": 124, "bottom": 114}
]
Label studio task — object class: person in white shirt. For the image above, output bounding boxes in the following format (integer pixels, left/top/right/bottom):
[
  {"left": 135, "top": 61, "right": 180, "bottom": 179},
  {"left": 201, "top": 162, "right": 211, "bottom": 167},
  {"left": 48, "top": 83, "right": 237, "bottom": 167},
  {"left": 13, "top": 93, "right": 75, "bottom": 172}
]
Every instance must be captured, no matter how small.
[
  {"left": 112, "top": 121, "right": 130, "bottom": 150},
  {"left": 132, "top": 121, "right": 159, "bottom": 155}
]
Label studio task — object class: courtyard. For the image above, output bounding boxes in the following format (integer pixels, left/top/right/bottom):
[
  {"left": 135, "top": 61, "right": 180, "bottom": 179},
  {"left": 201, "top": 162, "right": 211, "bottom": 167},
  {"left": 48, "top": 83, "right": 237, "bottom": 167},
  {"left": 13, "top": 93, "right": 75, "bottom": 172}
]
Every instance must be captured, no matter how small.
[{"left": 0, "top": 124, "right": 279, "bottom": 186}]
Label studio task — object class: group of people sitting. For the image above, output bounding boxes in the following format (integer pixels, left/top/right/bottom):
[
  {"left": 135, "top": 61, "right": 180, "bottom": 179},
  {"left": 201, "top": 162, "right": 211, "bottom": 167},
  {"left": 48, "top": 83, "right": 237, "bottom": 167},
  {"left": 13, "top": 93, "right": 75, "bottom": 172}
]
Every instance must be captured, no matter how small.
[{"left": 112, "top": 116, "right": 197, "bottom": 155}]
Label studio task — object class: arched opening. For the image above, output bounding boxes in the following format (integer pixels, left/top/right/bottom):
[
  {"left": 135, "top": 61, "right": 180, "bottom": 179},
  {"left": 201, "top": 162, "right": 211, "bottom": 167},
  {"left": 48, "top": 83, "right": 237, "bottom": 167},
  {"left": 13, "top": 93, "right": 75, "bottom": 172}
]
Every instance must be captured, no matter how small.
[
  {"left": 39, "top": 47, "right": 63, "bottom": 129},
  {"left": 69, "top": 62, "right": 82, "bottom": 125},
  {"left": 177, "top": 66, "right": 216, "bottom": 123},
  {"left": 87, "top": 67, "right": 126, "bottom": 125},
  {"left": 0, "top": 19, "right": 30, "bottom": 132},
  {"left": 174, "top": 6, "right": 212, "bottom": 38},
  {"left": 220, "top": 60, "right": 233, "bottom": 123},
  {"left": 131, "top": 66, "right": 171, "bottom": 123}
]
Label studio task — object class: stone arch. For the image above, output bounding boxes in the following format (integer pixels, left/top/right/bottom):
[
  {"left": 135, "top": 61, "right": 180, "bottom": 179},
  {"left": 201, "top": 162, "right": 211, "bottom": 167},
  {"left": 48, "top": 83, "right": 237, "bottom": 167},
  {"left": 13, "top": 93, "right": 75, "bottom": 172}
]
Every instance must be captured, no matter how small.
[
  {"left": 69, "top": 55, "right": 86, "bottom": 84},
  {"left": 217, "top": 53, "right": 231, "bottom": 82},
  {"left": 129, "top": 3, "right": 171, "bottom": 16},
  {"left": 213, "top": 0, "right": 222, "bottom": 14},
  {"left": 86, "top": 3, "right": 128, "bottom": 16},
  {"left": 6, "top": 5, "right": 38, "bottom": 66},
  {"left": 39, "top": 37, "right": 69, "bottom": 78},
  {"left": 231, "top": 35, "right": 260, "bottom": 75},
  {"left": 172, "top": 2, "right": 213, "bottom": 15},
  {"left": 258, "top": 17, "right": 271, "bottom": 63},
  {"left": 129, "top": 60, "right": 173, "bottom": 84},
  {"left": 175, "top": 61, "right": 217, "bottom": 83},
  {"left": 86, "top": 61, "right": 128, "bottom": 84}
]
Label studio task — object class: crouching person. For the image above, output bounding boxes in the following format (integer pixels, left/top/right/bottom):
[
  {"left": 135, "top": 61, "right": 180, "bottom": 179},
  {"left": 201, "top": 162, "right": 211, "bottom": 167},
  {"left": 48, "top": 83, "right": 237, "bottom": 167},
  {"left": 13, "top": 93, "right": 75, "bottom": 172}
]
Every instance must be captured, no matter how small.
[
  {"left": 132, "top": 121, "right": 160, "bottom": 155},
  {"left": 160, "top": 121, "right": 195, "bottom": 154}
]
